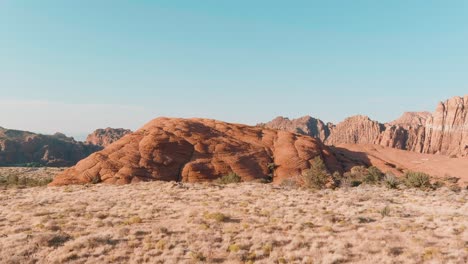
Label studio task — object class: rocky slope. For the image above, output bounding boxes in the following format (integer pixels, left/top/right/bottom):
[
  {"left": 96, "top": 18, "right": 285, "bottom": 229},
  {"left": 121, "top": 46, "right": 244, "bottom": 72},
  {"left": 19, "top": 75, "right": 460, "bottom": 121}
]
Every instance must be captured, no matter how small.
[
  {"left": 51, "top": 118, "right": 341, "bottom": 185},
  {"left": 389, "top": 111, "right": 431, "bottom": 126},
  {"left": 0, "top": 128, "right": 102, "bottom": 167},
  {"left": 264, "top": 95, "right": 467, "bottom": 157},
  {"left": 85, "top": 128, "right": 132, "bottom": 147},
  {"left": 325, "top": 115, "right": 383, "bottom": 146}
]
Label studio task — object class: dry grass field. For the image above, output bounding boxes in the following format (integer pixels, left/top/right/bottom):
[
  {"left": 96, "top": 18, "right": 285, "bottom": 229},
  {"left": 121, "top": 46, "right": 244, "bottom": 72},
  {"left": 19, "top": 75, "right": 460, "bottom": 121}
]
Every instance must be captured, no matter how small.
[
  {"left": 0, "top": 167, "right": 65, "bottom": 189},
  {"left": 0, "top": 178, "right": 467, "bottom": 263}
]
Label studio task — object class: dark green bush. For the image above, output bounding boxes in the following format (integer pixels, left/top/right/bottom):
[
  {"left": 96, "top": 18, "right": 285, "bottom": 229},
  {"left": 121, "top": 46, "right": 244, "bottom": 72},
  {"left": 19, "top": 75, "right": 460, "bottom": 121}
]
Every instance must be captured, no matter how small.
[
  {"left": 302, "top": 157, "right": 330, "bottom": 189},
  {"left": 403, "top": 171, "right": 432, "bottom": 189},
  {"left": 364, "top": 166, "right": 384, "bottom": 184}
]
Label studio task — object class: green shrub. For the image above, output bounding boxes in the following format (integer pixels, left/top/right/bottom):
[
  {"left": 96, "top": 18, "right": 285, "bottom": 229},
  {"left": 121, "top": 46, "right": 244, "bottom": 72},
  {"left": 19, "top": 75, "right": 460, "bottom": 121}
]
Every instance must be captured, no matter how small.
[
  {"left": 265, "top": 162, "right": 277, "bottom": 183},
  {"left": 331, "top": 171, "right": 342, "bottom": 188},
  {"left": 216, "top": 172, "right": 241, "bottom": 184},
  {"left": 267, "top": 163, "right": 277, "bottom": 172},
  {"left": 24, "top": 162, "right": 43, "bottom": 168},
  {"left": 340, "top": 166, "right": 386, "bottom": 187},
  {"left": 384, "top": 174, "right": 399, "bottom": 189},
  {"left": 91, "top": 176, "right": 101, "bottom": 184},
  {"left": 340, "top": 167, "right": 364, "bottom": 188},
  {"left": 404, "top": 171, "right": 432, "bottom": 189},
  {"left": 302, "top": 157, "right": 330, "bottom": 189},
  {"left": 364, "top": 166, "right": 384, "bottom": 184},
  {"left": 380, "top": 206, "right": 391, "bottom": 217}
]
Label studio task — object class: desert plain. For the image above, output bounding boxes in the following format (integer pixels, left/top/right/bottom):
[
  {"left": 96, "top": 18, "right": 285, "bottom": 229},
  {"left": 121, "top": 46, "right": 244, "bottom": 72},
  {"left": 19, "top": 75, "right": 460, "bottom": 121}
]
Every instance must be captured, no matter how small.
[{"left": 0, "top": 168, "right": 466, "bottom": 264}]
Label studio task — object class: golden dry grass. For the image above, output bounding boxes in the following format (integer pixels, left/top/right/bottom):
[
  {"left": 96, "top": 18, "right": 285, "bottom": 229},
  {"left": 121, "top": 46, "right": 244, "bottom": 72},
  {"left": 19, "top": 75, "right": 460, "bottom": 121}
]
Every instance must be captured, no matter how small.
[{"left": 0, "top": 178, "right": 467, "bottom": 263}]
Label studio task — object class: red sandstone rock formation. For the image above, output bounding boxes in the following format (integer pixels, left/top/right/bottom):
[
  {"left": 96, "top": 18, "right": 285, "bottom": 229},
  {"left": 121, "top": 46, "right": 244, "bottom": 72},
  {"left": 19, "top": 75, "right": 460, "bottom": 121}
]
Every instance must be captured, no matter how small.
[
  {"left": 264, "top": 96, "right": 467, "bottom": 157},
  {"left": 86, "top": 128, "right": 132, "bottom": 147},
  {"left": 0, "top": 128, "right": 102, "bottom": 167},
  {"left": 50, "top": 118, "right": 341, "bottom": 185}
]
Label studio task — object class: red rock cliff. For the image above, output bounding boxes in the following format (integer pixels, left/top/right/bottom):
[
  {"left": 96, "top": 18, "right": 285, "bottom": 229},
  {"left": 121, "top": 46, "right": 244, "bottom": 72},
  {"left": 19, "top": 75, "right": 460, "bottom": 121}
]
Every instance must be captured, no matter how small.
[{"left": 423, "top": 95, "right": 468, "bottom": 156}]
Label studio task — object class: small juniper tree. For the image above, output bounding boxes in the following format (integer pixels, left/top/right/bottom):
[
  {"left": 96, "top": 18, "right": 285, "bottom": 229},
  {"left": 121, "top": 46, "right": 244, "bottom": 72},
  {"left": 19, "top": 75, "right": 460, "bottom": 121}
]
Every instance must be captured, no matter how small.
[{"left": 302, "top": 156, "right": 330, "bottom": 189}]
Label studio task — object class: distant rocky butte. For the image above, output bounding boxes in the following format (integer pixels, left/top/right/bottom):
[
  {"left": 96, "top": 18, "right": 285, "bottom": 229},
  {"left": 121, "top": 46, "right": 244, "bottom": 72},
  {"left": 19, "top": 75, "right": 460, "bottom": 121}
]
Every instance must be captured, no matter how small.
[
  {"left": 325, "top": 115, "right": 384, "bottom": 146},
  {"left": 263, "top": 95, "right": 468, "bottom": 157},
  {"left": 86, "top": 128, "right": 132, "bottom": 147},
  {"left": 0, "top": 128, "right": 102, "bottom": 167},
  {"left": 50, "top": 118, "right": 341, "bottom": 186},
  {"left": 259, "top": 116, "right": 331, "bottom": 142}
]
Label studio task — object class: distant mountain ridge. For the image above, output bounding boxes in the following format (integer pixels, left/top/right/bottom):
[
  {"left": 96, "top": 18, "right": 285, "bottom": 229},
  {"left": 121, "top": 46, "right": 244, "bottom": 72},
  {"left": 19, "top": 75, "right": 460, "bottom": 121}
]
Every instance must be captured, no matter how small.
[
  {"left": 0, "top": 127, "right": 102, "bottom": 167},
  {"left": 263, "top": 95, "right": 468, "bottom": 157},
  {"left": 0, "top": 127, "right": 133, "bottom": 167}
]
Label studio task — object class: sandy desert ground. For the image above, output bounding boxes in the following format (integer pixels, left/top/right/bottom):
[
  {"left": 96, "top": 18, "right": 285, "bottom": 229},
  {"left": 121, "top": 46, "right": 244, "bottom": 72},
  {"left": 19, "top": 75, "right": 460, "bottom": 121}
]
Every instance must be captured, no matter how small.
[{"left": 0, "top": 180, "right": 466, "bottom": 264}]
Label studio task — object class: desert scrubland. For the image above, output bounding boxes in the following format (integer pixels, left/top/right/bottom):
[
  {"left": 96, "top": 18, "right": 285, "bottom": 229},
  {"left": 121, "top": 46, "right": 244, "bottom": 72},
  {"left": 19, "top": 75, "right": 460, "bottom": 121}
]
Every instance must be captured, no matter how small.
[{"left": 0, "top": 180, "right": 466, "bottom": 264}]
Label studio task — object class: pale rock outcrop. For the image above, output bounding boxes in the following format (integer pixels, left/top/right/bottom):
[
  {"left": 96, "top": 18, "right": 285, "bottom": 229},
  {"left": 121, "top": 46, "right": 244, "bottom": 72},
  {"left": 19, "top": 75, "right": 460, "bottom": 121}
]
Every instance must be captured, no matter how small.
[
  {"left": 389, "top": 112, "right": 432, "bottom": 127},
  {"left": 86, "top": 128, "right": 132, "bottom": 147},
  {"left": 260, "top": 116, "right": 330, "bottom": 141}
]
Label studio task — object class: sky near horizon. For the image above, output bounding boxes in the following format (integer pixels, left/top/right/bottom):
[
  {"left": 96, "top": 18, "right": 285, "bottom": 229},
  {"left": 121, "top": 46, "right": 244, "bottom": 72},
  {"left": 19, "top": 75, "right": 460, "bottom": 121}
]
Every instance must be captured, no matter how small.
[{"left": 1, "top": 1, "right": 467, "bottom": 140}]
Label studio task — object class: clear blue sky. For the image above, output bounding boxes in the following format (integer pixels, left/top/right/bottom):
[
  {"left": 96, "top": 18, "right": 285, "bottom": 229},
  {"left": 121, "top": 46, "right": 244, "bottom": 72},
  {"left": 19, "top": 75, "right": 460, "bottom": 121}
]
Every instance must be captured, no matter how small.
[{"left": 1, "top": 1, "right": 467, "bottom": 140}]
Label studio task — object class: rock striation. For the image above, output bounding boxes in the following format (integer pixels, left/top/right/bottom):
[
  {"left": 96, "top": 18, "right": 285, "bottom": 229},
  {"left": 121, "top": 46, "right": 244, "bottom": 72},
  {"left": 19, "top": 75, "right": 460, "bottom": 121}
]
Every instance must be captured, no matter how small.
[
  {"left": 263, "top": 96, "right": 467, "bottom": 157},
  {"left": 423, "top": 95, "right": 468, "bottom": 156},
  {"left": 0, "top": 128, "right": 102, "bottom": 167},
  {"left": 50, "top": 118, "right": 341, "bottom": 185},
  {"left": 86, "top": 128, "right": 132, "bottom": 147}
]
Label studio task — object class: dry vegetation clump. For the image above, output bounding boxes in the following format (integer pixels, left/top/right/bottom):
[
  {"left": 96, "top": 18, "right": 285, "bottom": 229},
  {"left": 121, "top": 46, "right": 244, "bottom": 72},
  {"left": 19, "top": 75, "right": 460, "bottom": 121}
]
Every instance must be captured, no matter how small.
[
  {"left": 282, "top": 159, "right": 465, "bottom": 194},
  {"left": 0, "top": 167, "right": 65, "bottom": 189},
  {"left": 0, "top": 180, "right": 466, "bottom": 263},
  {"left": 215, "top": 172, "right": 242, "bottom": 185},
  {"left": 383, "top": 173, "right": 399, "bottom": 189},
  {"left": 403, "top": 171, "right": 432, "bottom": 189}
]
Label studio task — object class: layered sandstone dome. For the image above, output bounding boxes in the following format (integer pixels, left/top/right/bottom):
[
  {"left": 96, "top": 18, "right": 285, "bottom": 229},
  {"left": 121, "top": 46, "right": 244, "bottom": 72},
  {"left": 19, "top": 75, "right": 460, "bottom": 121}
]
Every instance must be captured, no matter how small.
[
  {"left": 86, "top": 128, "right": 132, "bottom": 147},
  {"left": 50, "top": 118, "right": 341, "bottom": 186}
]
